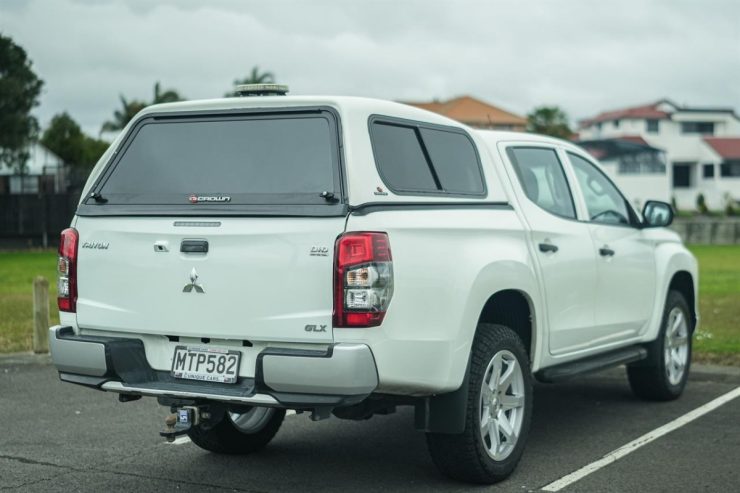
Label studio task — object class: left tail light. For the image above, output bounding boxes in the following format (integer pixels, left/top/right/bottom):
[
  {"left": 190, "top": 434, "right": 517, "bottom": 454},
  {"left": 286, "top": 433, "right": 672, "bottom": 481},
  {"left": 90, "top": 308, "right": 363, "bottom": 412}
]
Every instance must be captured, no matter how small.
[
  {"left": 58, "top": 228, "right": 79, "bottom": 312},
  {"left": 333, "top": 232, "right": 394, "bottom": 328}
]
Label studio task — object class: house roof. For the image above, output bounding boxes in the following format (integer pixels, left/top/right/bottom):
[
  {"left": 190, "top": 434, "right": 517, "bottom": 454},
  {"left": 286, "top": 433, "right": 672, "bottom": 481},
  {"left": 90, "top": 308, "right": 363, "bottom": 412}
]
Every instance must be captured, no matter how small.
[
  {"left": 580, "top": 102, "right": 671, "bottom": 127},
  {"left": 580, "top": 98, "right": 739, "bottom": 128},
  {"left": 704, "top": 137, "right": 740, "bottom": 159},
  {"left": 402, "top": 96, "right": 527, "bottom": 127}
]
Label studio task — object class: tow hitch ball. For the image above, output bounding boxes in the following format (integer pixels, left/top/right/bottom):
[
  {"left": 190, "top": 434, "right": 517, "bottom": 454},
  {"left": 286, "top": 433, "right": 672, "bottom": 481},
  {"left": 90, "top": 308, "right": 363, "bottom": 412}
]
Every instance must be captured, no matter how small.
[{"left": 160, "top": 406, "right": 210, "bottom": 442}]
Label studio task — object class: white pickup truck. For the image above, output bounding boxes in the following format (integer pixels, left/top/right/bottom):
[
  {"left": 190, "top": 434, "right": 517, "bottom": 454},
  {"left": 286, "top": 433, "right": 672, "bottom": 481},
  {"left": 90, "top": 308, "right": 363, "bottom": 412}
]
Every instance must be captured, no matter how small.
[{"left": 50, "top": 87, "right": 698, "bottom": 483}]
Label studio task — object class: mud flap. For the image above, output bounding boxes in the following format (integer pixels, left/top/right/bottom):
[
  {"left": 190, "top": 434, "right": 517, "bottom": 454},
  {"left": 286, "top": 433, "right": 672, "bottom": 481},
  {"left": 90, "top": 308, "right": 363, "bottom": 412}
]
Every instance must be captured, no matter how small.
[{"left": 415, "top": 358, "right": 470, "bottom": 434}]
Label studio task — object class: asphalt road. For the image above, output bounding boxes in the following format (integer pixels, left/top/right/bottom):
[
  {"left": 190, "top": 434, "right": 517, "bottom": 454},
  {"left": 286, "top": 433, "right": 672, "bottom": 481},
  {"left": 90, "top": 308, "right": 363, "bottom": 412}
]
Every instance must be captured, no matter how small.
[{"left": 1, "top": 356, "right": 739, "bottom": 492}]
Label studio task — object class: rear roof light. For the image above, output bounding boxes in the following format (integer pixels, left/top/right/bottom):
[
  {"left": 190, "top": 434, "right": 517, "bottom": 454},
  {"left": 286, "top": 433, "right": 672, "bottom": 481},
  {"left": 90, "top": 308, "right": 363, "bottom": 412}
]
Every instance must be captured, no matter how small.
[
  {"left": 334, "top": 232, "right": 393, "bottom": 328},
  {"left": 58, "top": 228, "right": 78, "bottom": 312}
]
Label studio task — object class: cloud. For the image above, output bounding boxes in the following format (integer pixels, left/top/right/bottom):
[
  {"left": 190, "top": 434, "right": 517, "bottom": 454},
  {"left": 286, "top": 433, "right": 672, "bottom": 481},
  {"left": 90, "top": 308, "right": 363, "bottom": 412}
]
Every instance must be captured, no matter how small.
[{"left": 2, "top": 0, "right": 739, "bottom": 136}]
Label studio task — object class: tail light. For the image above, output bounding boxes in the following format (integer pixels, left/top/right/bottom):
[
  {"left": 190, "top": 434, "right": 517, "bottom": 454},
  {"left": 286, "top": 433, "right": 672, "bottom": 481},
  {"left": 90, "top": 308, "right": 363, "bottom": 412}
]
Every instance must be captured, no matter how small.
[
  {"left": 58, "top": 228, "right": 79, "bottom": 312},
  {"left": 333, "top": 232, "right": 394, "bottom": 328}
]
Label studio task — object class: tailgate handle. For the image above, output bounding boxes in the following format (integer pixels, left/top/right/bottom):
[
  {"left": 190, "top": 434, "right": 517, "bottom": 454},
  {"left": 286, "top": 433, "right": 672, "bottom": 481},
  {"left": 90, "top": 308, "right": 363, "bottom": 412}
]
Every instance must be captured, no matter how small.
[{"left": 180, "top": 239, "right": 209, "bottom": 253}]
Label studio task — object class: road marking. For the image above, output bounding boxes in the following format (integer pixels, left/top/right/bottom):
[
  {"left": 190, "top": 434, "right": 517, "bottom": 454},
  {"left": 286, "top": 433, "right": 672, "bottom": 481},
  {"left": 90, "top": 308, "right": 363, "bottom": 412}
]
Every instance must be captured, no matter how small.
[{"left": 541, "top": 385, "right": 740, "bottom": 492}]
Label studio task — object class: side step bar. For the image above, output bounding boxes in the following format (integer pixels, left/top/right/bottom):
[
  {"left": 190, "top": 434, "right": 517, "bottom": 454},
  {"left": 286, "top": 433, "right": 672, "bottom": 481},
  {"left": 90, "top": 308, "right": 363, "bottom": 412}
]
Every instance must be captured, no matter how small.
[{"left": 536, "top": 345, "right": 648, "bottom": 383}]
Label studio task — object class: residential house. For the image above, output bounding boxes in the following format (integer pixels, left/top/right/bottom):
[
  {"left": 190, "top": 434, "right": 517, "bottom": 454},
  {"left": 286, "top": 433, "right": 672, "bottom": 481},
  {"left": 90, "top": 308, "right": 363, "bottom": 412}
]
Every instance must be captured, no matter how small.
[
  {"left": 403, "top": 95, "right": 527, "bottom": 131},
  {"left": 0, "top": 143, "right": 67, "bottom": 195},
  {"left": 578, "top": 99, "right": 740, "bottom": 210}
]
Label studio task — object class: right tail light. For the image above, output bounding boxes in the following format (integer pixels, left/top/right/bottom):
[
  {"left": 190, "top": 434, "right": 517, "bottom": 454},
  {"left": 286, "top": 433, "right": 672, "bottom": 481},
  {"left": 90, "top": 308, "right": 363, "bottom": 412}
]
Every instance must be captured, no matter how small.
[{"left": 333, "top": 232, "right": 394, "bottom": 328}]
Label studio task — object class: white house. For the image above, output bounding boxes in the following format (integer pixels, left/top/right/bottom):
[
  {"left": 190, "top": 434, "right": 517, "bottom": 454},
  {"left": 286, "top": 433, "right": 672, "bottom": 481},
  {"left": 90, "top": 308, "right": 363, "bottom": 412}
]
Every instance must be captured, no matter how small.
[
  {"left": 0, "top": 143, "right": 66, "bottom": 194},
  {"left": 578, "top": 99, "right": 740, "bottom": 210}
]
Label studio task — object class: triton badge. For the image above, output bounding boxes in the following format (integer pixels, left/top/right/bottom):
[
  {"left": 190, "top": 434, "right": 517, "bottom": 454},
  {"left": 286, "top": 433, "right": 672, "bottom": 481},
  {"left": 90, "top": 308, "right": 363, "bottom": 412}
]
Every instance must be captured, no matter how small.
[{"left": 183, "top": 267, "right": 205, "bottom": 293}]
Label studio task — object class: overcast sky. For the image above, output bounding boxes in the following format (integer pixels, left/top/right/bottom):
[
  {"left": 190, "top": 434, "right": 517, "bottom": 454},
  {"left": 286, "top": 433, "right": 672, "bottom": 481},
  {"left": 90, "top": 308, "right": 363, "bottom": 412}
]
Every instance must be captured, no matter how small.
[{"left": 2, "top": 0, "right": 739, "bottom": 136}]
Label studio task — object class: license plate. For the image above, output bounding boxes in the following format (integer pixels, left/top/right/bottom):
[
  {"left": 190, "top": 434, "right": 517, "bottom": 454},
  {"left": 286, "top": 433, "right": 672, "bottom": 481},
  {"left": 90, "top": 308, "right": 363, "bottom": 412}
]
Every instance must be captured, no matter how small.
[{"left": 171, "top": 346, "right": 241, "bottom": 384}]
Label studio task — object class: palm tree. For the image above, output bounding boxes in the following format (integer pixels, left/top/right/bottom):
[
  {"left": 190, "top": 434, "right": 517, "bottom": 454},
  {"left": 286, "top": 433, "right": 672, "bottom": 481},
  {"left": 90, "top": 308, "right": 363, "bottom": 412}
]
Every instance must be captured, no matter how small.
[
  {"left": 100, "top": 95, "right": 147, "bottom": 133},
  {"left": 226, "top": 66, "right": 276, "bottom": 96},
  {"left": 152, "top": 81, "right": 183, "bottom": 104},
  {"left": 100, "top": 82, "right": 184, "bottom": 133}
]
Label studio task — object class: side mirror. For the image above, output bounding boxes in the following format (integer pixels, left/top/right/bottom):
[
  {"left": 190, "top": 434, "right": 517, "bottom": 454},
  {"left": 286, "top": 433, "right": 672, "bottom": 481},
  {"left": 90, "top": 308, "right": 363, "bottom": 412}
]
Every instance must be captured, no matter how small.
[{"left": 642, "top": 200, "right": 674, "bottom": 228}]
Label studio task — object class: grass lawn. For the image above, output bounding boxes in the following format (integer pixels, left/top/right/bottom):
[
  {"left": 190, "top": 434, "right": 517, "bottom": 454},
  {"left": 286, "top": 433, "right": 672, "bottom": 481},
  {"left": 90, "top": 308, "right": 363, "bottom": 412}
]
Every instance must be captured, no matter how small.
[
  {"left": 1, "top": 247, "right": 738, "bottom": 364},
  {"left": 0, "top": 251, "right": 60, "bottom": 353}
]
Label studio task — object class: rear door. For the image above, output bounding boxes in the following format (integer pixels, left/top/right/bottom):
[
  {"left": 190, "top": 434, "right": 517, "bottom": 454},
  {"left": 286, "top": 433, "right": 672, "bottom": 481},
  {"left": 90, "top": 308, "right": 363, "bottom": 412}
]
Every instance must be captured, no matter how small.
[
  {"left": 74, "top": 108, "right": 346, "bottom": 344},
  {"left": 500, "top": 145, "right": 599, "bottom": 355}
]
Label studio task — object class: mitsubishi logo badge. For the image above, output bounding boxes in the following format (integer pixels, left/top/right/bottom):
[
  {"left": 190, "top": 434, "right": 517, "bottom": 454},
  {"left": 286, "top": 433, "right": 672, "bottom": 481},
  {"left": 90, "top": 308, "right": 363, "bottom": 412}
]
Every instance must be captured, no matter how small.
[{"left": 182, "top": 267, "right": 205, "bottom": 293}]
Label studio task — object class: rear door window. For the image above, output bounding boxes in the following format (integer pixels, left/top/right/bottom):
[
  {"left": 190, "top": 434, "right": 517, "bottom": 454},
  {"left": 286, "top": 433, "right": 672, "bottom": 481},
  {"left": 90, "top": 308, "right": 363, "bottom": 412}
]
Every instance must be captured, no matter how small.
[
  {"left": 91, "top": 111, "right": 341, "bottom": 206},
  {"left": 507, "top": 147, "right": 576, "bottom": 219}
]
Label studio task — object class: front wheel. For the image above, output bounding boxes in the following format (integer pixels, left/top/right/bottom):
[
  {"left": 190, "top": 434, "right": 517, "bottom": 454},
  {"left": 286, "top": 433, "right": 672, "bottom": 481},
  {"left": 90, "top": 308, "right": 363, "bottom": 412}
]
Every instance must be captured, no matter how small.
[
  {"left": 188, "top": 406, "right": 285, "bottom": 454},
  {"left": 627, "top": 290, "right": 692, "bottom": 401},
  {"left": 426, "top": 324, "right": 533, "bottom": 484}
]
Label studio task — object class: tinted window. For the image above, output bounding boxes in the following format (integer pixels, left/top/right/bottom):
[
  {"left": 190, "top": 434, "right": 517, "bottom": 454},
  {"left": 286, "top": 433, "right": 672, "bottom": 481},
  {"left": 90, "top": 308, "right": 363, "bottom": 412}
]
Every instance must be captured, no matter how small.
[
  {"left": 419, "top": 128, "right": 484, "bottom": 194},
  {"left": 98, "top": 115, "right": 337, "bottom": 205},
  {"left": 568, "top": 152, "right": 632, "bottom": 226},
  {"left": 508, "top": 147, "right": 576, "bottom": 219},
  {"left": 672, "top": 163, "right": 692, "bottom": 187},
  {"left": 703, "top": 163, "right": 715, "bottom": 178},
  {"left": 646, "top": 119, "right": 660, "bottom": 133},
  {"left": 370, "top": 120, "right": 485, "bottom": 195},
  {"left": 371, "top": 122, "right": 438, "bottom": 192}
]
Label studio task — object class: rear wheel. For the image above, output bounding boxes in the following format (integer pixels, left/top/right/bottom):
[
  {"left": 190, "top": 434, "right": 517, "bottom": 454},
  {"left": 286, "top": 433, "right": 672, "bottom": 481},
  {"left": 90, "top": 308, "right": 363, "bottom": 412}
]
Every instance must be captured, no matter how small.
[
  {"left": 426, "top": 324, "right": 533, "bottom": 484},
  {"left": 188, "top": 407, "right": 285, "bottom": 454},
  {"left": 627, "top": 290, "right": 692, "bottom": 401}
]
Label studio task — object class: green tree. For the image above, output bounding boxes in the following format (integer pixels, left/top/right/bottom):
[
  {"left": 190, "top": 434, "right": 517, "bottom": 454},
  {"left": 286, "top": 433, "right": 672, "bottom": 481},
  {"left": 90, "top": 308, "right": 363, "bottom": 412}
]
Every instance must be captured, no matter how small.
[
  {"left": 101, "top": 81, "right": 184, "bottom": 133},
  {"left": 0, "top": 34, "right": 44, "bottom": 171},
  {"left": 42, "top": 112, "right": 109, "bottom": 169},
  {"left": 226, "top": 66, "right": 275, "bottom": 96},
  {"left": 526, "top": 106, "right": 573, "bottom": 139}
]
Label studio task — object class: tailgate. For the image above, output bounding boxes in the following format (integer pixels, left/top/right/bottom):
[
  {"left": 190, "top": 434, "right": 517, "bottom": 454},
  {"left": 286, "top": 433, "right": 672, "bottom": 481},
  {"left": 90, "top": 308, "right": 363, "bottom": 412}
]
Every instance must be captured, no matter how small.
[{"left": 75, "top": 216, "right": 343, "bottom": 343}]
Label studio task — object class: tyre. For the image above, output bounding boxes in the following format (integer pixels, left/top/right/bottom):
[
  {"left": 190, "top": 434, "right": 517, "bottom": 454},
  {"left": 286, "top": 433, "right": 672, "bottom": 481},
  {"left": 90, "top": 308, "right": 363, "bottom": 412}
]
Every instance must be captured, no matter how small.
[
  {"left": 426, "top": 324, "right": 533, "bottom": 484},
  {"left": 188, "top": 406, "right": 285, "bottom": 454},
  {"left": 627, "top": 290, "right": 692, "bottom": 401}
]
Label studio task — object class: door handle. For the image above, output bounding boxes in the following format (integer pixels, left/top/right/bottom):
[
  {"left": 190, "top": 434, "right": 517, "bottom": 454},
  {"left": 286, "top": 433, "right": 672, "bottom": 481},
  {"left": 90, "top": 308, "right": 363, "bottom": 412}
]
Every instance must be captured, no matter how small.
[
  {"left": 181, "top": 239, "right": 209, "bottom": 253},
  {"left": 599, "top": 246, "right": 615, "bottom": 257},
  {"left": 539, "top": 242, "right": 559, "bottom": 253}
]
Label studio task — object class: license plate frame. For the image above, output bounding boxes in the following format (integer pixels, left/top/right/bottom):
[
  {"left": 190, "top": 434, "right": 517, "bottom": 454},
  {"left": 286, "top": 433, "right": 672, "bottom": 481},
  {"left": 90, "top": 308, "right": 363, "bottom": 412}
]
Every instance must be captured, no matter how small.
[{"left": 170, "top": 346, "right": 241, "bottom": 384}]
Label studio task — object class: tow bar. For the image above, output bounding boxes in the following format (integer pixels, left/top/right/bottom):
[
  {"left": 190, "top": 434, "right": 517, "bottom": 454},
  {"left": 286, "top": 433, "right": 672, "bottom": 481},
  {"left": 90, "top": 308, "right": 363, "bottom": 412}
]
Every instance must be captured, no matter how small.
[{"left": 160, "top": 405, "right": 215, "bottom": 442}]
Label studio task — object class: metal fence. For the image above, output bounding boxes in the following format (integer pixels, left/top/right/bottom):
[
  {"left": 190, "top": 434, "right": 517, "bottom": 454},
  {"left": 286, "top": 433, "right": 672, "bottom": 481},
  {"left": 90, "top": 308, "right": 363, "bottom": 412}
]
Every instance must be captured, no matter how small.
[
  {"left": 671, "top": 218, "right": 740, "bottom": 245},
  {"left": 0, "top": 193, "right": 81, "bottom": 248}
]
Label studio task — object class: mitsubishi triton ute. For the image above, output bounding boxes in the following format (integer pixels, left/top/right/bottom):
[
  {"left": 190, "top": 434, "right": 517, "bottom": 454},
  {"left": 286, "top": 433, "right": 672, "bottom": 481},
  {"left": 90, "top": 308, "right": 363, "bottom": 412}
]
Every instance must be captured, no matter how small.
[{"left": 50, "top": 85, "right": 698, "bottom": 483}]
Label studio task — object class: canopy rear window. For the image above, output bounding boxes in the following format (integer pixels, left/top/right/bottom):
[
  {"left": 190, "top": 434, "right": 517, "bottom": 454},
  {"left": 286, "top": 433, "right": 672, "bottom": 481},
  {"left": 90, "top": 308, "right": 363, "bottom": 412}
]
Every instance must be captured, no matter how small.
[{"left": 86, "top": 109, "right": 343, "bottom": 212}]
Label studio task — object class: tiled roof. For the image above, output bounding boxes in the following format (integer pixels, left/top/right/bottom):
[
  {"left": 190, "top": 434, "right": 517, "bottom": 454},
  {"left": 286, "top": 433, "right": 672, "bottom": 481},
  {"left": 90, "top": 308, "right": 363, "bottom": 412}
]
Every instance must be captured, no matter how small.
[
  {"left": 403, "top": 96, "right": 527, "bottom": 127},
  {"left": 616, "top": 135, "right": 650, "bottom": 146},
  {"left": 580, "top": 102, "right": 670, "bottom": 127},
  {"left": 704, "top": 137, "right": 740, "bottom": 159}
]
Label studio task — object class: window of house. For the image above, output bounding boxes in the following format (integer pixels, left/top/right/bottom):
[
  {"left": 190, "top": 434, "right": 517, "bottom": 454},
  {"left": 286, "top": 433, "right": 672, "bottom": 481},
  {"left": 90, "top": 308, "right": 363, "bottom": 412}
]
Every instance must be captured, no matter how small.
[
  {"left": 646, "top": 119, "right": 660, "bottom": 133},
  {"left": 720, "top": 160, "right": 740, "bottom": 178},
  {"left": 595, "top": 122, "right": 603, "bottom": 131},
  {"left": 370, "top": 119, "right": 485, "bottom": 196},
  {"left": 613, "top": 119, "right": 621, "bottom": 128},
  {"left": 680, "top": 121, "right": 715, "bottom": 135},
  {"left": 703, "top": 163, "right": 715, "bottom": 179},
  {"left": 507, "top": 147, "right": 576, "bottom": 219},
  {"left": 672, "top": 163, "right": 692, "bottom": 188},
  {"left": 568, "top": 153, "right": 633, "bottom": 226}
]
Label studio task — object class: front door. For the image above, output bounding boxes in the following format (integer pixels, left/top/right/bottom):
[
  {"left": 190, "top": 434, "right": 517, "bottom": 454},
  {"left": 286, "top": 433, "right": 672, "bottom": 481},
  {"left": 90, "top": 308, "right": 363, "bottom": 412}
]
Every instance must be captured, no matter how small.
[{"left": 566, "top": 151, "right": 657, "bottom": 341}]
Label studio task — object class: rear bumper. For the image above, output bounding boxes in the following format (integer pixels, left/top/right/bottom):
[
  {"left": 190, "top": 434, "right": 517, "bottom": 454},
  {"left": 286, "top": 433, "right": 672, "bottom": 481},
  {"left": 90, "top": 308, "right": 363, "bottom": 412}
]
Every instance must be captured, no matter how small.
[{"left": 49, "top": 325, "right": 378, "bottom": 408}]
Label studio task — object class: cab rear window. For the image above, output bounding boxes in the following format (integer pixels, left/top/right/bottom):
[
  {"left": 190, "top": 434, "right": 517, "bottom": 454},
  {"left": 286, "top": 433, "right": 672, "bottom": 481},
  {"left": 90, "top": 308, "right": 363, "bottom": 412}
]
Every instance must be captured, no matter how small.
[{"left": 90, "top": 111, "right": 341, "bottom": 207}]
